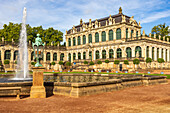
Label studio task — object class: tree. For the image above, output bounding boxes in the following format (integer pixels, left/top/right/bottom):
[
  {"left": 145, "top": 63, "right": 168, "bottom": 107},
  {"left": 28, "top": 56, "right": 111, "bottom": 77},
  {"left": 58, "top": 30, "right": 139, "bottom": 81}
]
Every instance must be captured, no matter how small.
[
  {"left": 146, "top": 58, "right": 152, "bottom": 68},
  {"left": 66, "top": 62, "right": 71, "bottom": 66},
  {"left": 133, "top": 58, "right": 140, "bottom": 70},
  {"left": 157, "top": 58, "right": 164, "bottom": 69},
  {"left": 124, "top": 60, "right": 129, "bottom": 65},
  {"left": 59, "top": 61, "right": 63, "bottom": 65},
  {"left": 114, "top": 60, "right": 120, "bottom": 71},
  {"left": 90, "top": 61, "right": 94, "bottom": 65},
  {"left": 4, "top": 60, "right": 9, "bottom": 64},
  {"left": 51, "top": 62, "right": 56, "bottom": 65},
  {"left": 84, "top": 61, "right": 88, "bottom": 64}
]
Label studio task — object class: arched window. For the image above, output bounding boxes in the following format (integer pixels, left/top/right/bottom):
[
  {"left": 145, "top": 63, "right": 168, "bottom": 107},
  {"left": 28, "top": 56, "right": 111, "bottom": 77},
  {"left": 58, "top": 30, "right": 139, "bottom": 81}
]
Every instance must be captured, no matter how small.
[
  {"left": 152, "top": 47, "right": 154, "bottom": 60},
  {"left": 46, "top": 52, "right": 50, "bottom": 61},
  {"left": 73, "top": 37, "right": 76, "bottom": 46},
  {"left": 89, "top": 51, "right": 92, "bottom": 60},
  {"left": 131, "top": 30, "right": 133, "bottom": 38},
  {"left": 161, "top": 49, "right": 163, "bottom": 58},
  {"left": 136, "top": 31, "right": 138, "bottom": 38},
  {"left": 117, "top": 48, "right": 122, "bottom": 58},
  {"left": 83, "top": 52, "right": 86, "bottom": 59},
  {"left": 88, "top": 34, "right": 92, "bottom": 43},
  {"left": 102, "top": 50, "right": 106, "bottom": 59},
  {"left": 68, "top": 53, "right": 71, "bottom": 62},
  {"left": 78, "top": 52, "right": 81, "bottom": 59},
  {"left": 60, "top": 53, "right": 64, "bottom": 61},
  {"left": 166, "top": 49, "right": 167, "bottom": 62},
  {"left": 53, "top": 53, "right": 57, "bottom": 61},
  {"left": 83, "top": 35, "right": 86, "bottom": 44},
  {"left": 109, "top": 49, "right": 114, "bottom": 58},
  {"left": 135, "top": 46, "right": 142, "bottom": 57},
  {"left": 68, "top": 38, "right": 71, "bottom": 46},
  {"left": 73, "top": 53, "right": 76, "bottom": 60},
  {"left": 109, "top": 30, "right": 113, "bottom": 41},
  {"left": 126, "top": 28, "right": 128, "bottom": 39},
  {"left": 102, "top": 31, "right": 106, "bottom": 42},
  {"left": 95, "top": 32, "right": 99, "bottom": 42},
  {"left": 14, "top": 50, "right": 18, "bottom": 60},
  {"left": 157, "top": 48, "right": 159, "bottom": 59},
  {"left": 78, "top": 36, "right": 81, "bottom": 45},
  {"left": 96, "top": 50, "right": 100, "bottom": 59},
  {"left": 146, "top": 46, "right": 149, "bottom": 58},
  {"left": 116, "top": 28, "right": 121, "bottom": 40},
  {"left": 5, "top": 50, "right": 11, "bottom": 60},
  {"left": 126, "top": 47, "right": 132, "bottom": 58},
  {"left": 31, "top": 52, "right": 34, "bottom": 61}
]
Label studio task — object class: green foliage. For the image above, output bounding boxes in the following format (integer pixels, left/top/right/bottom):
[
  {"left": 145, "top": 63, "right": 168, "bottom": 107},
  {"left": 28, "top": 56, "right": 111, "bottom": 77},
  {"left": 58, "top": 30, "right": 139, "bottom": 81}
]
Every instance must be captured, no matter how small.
[
  {"left": 15, "top": 61, "right": 17, "bottom": 64},
  {"left": 114, "top": 60, "right": 120, "bottom": 65},
  {"left": 31, "top": 62, "right": 35, "bottom": 66},
  {"left": 97, "top": 60, "right": 102, "bottom": 64},
  {"left": 0, "top": 62, "right": 1, "bottom": 65},
  {"left": 105, "top": 60, "right": 109, "bottom": 63},
  {"left": 157, "top": 58, "right": 164, "bottom": 63},
  {"left": 4, "top": 60, "right": 9, "bottom": 64},
  {"left": 84, "top": 61, "right": 88, "bottom": 64},
  {"left": 51, "top": 62, "right": 56, "bottom": 65},
  {"left": 146, "top": 58, "right": 152, "bottom": 63},
  {"left": 124, "top": 60, "right": 129, "bottom": 65},
  {"left": 0, "top": 22, "right": 63, "bottom": 45},
  {"left": 133, "top": 59, "right": 140, "bottom": 65},
  {"left": 59, "top": 61, "right": 63, "bottom": 65},
  {"left": 90, "top": 61, "right": 94, "bottom": 65},
  {"left": 66, "top": 62, "right": 71, "bottom": 66}
]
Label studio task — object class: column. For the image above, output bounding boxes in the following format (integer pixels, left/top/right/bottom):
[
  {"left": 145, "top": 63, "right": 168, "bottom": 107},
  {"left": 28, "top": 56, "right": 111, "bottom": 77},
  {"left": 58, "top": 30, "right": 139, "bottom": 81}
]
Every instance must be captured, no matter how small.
[
  {"left": 66, "top": 37, "right": 68, "bottom": 47},
  {"left": 128, "top": 28, "right": 131, "bottom": 39},
  {"left": 106, "top": 48, "right": 109, "bottom": 59},
  {"left": 154, "top": 47, "right": 157, "bottom": 61},
  {"left": 75, "top": 37, "right": 78, "bottom": 45},
  {"left": 76, "top": 51, "right": 78, "bottom": 60},
  {"left": 100, "top": 49, "right": 102, "bottom": 59},
  {"left": 163, "top": 49, "right": 166, "bottom": 61},
  {"left": 81, "top": 35, "right": 83, "bottom": 45},
  {"left": 142, "top": 46, "right": 146, "bottom": 59},
  {"left": 93, "top": 49, "right": 96, "bottom": 60},
  {"left": 132, "top": 47, "right": 135, "bottom": 57},
  {"left": 71, "top": 52, "right": 73, "bottom": 63},
  {"left": 99, "top": 31, "right": 101, "bottom": 42},
  {"left": 138, "top": 30, "right": 141, "bottom": 37},
  {"left": 50, "top": 51, "right": 53, "bottom": 62},
  {"left": 86, "top": 50, "right": 89, "bottom": 60},
  {"left": 113, "top": 29, "right": 116, "bottom": 40},
  {"left": 122, "top": 47, "right": 126, "bottom": 58},
  {"left": 106, "top": 30, "right": 109, "bottom": 41},
  {"left": 167, "top": 49, "right": 170, "bottom": 62},
  {"left": 44, "top": 51, "right": 47, "bottom": 62},
  {"left": 57, "top": 52, "right": 60, "bottom": 62},
  {"left": 121, "top": 27, "right": 126, "bottom": 39},
  {"left": 28, "top": 50, "right": 32, "bottom": 62},
  {"left": 134, "top": 29, "right": 136, "bottom": 38},
  {"left": 86, "top": 34, "right": 88, "bottom": 44},
  {"left": 10, "top": 50, "right": 14, "bottom": 62},
  {"left": 92, "top": 32, "right": 95, "bottom": 43},
  {"left": 149, "top": 46, "right": 152, "bottom": 58},
  {"left": 114, "top": 48, "right": 117, "bottom": 58},
  {"left": 1, "top": 49, "right": 4, "bottom": 64},
  {"left": 159, "top": 48, "right": 161, "bottom": 58},
  {"left": 81, "top": 50, "right": 83, "bottom": 60}
]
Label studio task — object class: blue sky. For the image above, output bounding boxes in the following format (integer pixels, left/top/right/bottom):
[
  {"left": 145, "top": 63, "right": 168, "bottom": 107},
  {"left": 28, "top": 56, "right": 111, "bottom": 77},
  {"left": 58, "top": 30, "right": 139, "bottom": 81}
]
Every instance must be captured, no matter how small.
[{"left": 0, "top": 0, "right": 170, "bottom": 43}]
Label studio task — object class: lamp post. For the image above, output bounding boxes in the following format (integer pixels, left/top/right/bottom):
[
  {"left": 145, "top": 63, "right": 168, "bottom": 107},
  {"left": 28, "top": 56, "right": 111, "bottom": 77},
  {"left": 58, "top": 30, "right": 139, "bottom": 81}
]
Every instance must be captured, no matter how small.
[{"left": 30, "top": 34, "right": 46, "bottom": 98}]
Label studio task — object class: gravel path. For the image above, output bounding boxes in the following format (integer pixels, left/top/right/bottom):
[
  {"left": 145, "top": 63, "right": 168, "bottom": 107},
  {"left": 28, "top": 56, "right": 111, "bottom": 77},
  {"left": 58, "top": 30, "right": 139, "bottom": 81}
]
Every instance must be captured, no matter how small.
[{"left": 0, "top": 80, "right": 170, "bottom": 113}]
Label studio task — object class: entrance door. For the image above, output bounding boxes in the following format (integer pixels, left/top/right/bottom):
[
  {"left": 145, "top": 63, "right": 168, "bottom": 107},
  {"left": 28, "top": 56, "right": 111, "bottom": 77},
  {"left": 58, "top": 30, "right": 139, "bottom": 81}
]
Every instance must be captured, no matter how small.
[{"left": 119, "top": 64, "right": 122, "bottom": 71}]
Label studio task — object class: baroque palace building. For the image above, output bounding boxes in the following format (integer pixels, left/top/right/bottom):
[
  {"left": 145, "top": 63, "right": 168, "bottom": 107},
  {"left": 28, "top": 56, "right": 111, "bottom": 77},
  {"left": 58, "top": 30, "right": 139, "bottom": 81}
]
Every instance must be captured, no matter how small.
[{"left": 0, "top": 7, "right": 170, "bottom": 71}]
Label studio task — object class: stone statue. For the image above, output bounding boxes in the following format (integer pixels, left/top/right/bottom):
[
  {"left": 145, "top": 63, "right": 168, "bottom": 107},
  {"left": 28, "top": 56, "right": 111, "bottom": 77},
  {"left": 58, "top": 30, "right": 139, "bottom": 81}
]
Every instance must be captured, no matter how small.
[{"left": 122, "top": 15, "right": 126, "bottom": 22}]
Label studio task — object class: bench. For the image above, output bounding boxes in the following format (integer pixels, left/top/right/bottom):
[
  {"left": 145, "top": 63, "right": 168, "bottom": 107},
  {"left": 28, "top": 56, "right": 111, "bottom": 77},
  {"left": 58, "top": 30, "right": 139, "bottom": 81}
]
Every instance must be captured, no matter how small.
[{"left": 0, "top": 87, "right": 21, "bottom": 99}]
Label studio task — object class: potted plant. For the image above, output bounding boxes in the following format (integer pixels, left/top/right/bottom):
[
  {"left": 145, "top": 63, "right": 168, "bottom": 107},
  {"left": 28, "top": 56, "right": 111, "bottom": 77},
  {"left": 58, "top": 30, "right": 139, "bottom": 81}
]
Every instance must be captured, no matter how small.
[
  {"left": 157, "top": 58, "right": 164, "bottom": 69},
  {"left": 146, "top": 57, "right": 152, "bottom": 69},
  {"left": 84, "top": 61, "right": 88, "bottom": 65},
  {"left": 133, "top": 58, "right": 140, "bottom": 70},
  {"left": 114, "top": 60, "right": 120, "bottom": 72},
  {"left": 51, "top": 61, "right": 56, "bottom": 70},
  {"left": 105, "top": 60, "right": 109, "bottom": 70},
  {"left": 124, "top": 60, "right": 129, "bottom": 70},
  {"left": 4, "top": 60, "right": 10, "bottom": 68}
]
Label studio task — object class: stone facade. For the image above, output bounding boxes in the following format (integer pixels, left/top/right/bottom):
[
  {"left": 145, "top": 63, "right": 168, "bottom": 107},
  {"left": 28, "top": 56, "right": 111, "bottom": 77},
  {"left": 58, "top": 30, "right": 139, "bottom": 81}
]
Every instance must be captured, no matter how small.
[{"left": 0, "top": 7, "right": 170, "bottom": 71}]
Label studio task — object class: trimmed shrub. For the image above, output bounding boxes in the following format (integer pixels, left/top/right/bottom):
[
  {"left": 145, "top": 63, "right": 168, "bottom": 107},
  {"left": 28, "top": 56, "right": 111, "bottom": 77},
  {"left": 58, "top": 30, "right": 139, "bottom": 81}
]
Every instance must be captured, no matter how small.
[
  {"left": 4, "top": 60, "right": 10, "bottom": 64},
  {"left": 133, "top": 58, "right": 140, "bottom": 65},
  {"left": 31, "top": 62, "right": 36, "bottom": 66},
  {"left": 66, "top": 62, "right": 71, "bottom": 66},
  {"left": 97, "top": 60, "right": 102, "bottom": 64},
  {"left": 105, "top": 60, "right": 109, "bottom": 63},
  {"left": 114, "top": 60, "right": 120, "bottom": 65},
  {"left": 51, "top": 61, "right": 56, "bottom": 65},
  {"left": 90, "top": 61, "right": 94, "bottom": 65},
  {"left": 15, "top": 61, "right": 17, "bottom": 64},
  {"left": 146, "top": 57, "right": 152, "bottom": 63},
  {"left": 157, "top": 58, "right": 164, "bottom": 63},
  {"left": 84, "top": 61, "right": 88, "bottom": 64},
  {"left": 124, "top": 60, "right": 129, "bottom": 65},
  {"left": 59, "top": 61, "right": 64, "bottom": 65}
]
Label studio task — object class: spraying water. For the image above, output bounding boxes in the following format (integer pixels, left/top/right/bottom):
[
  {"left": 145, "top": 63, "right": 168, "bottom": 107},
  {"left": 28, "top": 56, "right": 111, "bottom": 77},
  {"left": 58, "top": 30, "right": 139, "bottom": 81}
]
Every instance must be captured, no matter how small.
[{"left": 16, "top": 7, "right": 29, "bottom": 79}]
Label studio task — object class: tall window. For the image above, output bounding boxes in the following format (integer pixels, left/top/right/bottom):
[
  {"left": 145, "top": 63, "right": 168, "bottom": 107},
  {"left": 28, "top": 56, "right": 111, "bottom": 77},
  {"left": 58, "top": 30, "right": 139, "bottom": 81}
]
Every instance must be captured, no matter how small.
[
  {"left": 73, "top": 53, "right": 76, "bottom": 60},
  {"left": 126, "top": 47, "right": 132, "bottom": 58},
  {"left": 117, "top": 48, "right": 122, "bottom": 58},
  {"left": 126, "top": 28, "right": 128, "bottom": 39},
  {"left": 60, "top": 53, "right": 64, "bottom": 61},
  {"left": 5, "top": 50, "right": 11, "bottom": 60},
  {"left": 96, "top": 50, "right": 100, "bottom": 59},
  {"left": 46, "top": 52, "right": 50, "bottom": 61},
  {"left": 73, "top": 37, "right": 76, "bottom": 46},
  {"left": 116, "top": 28, "right": 121, "bottom": 40},
  {"left": 102, "top": 31, "right": 106, "bottom": 42},
  {"left": 78, "top": 36, "right": 81, "bottom": 45},
  {"left": 109, "top": 49, "right": 114, "bottom": 58},
  {"left": 146, "top": 46, "right": 149, "bottom": 58},
  {"left": 53, "top": 53, "right": 57, "bottom": 61},
  {"left": 152, "top": 47, "right": 154, "bottom": 60},
  {"left": 157, "top": 48, "right": 159, "bottom": 59},
  {"left": 131, "top": 30, "right": 133, "bottom": 38},
  {"left": 31, "top": 52, "right": 34, "bottom": 61},
  {"left": 89, "top": 51, "right": 92, "bottom": 60},
  {"left": 14, "top": 50, "right": 18, "bottom": 60},
  {"left": 68, "top": 53, "right": 71, "bottom": 62},
  {"left": 95, "top": 32, "right": 99, "bottom": 42},
  {"left": 135, "top": 46, "right": 142, "bottom": 57},
  {"left": 68, "top": 38, "right": 71, "bottom": 46},
  {"left": 83, "top": 52, "right": 86, "bottom": 60},
  {"left": 88, "top": 34, "right": 92, "bottom": 43},
  {"left": 83, "top": 35, "right": 86, "bottom": 44},
  {"left": 102, "top": 50, "right": 106, "bottom": 59},
  {"left": 109, "top": 30, "right": 113, "bottom": 41},
  {"left": 136, "top": 31, "right": 138, "bottom": 38},
  {"left": 78, "top": 52, "right": 81, "bottom": 59},
  {"left": 161, "top": 49, "right": 163, "bottom": 59}
]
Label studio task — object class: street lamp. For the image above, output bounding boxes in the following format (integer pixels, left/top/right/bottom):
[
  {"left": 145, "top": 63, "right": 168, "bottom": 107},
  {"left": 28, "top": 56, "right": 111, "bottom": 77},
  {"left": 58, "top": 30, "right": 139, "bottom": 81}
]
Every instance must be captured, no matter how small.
[{"left": 32, "top": 34, "right": 45, "bottom": 67}]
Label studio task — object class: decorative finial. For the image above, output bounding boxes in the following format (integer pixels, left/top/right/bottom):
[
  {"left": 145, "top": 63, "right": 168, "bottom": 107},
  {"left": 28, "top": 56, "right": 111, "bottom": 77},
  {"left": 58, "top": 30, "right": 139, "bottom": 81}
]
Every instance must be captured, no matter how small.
[
  {"left": 109, "top": 15, "right": 111, "bottom": 17},
  {"left": 89, "top": 19, "right": 91, "bottom": 23},
  {"left": 119, "top": 7, "right": 122, "bottom": 14},
  {"left": 80, "top": 19, "right": 83, "bottom": 24}
]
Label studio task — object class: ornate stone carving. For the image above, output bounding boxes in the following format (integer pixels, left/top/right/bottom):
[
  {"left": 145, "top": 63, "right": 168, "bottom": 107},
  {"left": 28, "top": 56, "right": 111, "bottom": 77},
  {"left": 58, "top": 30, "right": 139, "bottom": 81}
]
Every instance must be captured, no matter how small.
[
  {"left": 95, "top": 19, "right": 98, "bottom": 28},
  {"left": 119, "top": 7, "right": 122, "bottom": 14},
  {"left": 122, "top": 15, "right": 126, "bottom": 22},
  {"left": 108, "top": 15, "right": 112, "bottom": 25}
]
